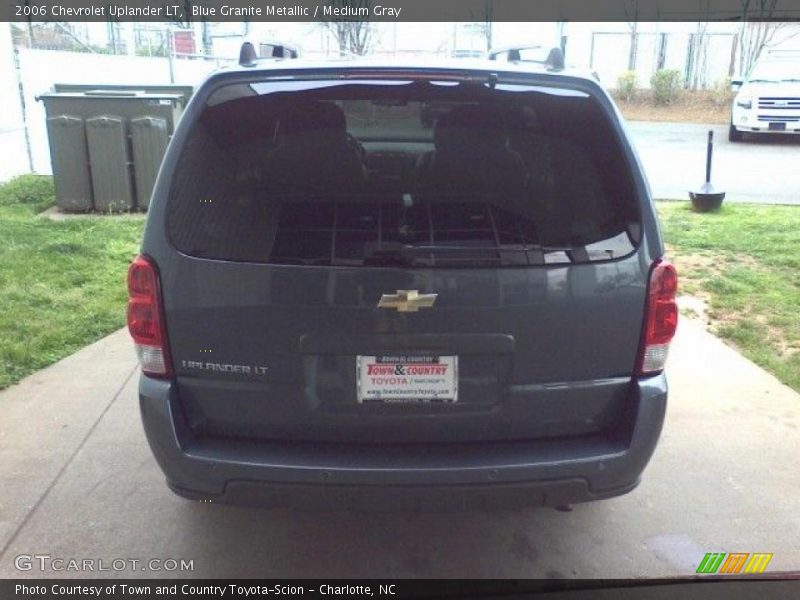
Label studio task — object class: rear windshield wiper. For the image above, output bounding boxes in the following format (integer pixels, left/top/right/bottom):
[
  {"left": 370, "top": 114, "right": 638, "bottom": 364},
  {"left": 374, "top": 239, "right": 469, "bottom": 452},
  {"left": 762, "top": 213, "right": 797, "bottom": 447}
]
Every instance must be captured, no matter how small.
[
  {"left": 402, "top": 244, "right": 576, "bottom": 255},
  {"left": 365, "top": 244, "right": 585, "bottom": 267},
  {"left": 366, "top": 246, "right": 502, "bottom": 267},
  {"left": 363, "top": 249, "right": 415, "bottom": 267}
]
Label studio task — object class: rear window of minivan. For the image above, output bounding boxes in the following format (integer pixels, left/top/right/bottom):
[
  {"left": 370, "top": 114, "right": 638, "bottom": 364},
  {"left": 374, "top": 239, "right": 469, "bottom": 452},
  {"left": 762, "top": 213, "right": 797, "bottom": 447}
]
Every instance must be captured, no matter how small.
[{"left": 166, "top": 78, "right": 640, "bottom": 267}]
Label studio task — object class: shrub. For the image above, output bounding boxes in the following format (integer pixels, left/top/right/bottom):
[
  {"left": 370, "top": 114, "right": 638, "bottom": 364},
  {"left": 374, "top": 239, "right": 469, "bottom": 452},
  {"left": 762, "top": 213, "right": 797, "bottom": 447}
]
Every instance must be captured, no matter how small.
[
  {"left": 712, "top": 77, "right": 734, "bottom": 107},
  {"left": 617, "top": 70, "right": 638, "bottom": 102},
  {"left": 650, "top": 69, "right": 683, "bottom": 105},
  {"left": 0, "top": 174, "right": 55, "bottom": 210}
]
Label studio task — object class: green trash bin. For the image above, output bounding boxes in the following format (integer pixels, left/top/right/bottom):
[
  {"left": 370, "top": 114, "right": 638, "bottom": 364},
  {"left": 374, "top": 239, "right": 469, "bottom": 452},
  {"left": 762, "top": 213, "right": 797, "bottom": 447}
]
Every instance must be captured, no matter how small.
[{"left": 38, "top": 89, "right": 187, "bottom": 212}]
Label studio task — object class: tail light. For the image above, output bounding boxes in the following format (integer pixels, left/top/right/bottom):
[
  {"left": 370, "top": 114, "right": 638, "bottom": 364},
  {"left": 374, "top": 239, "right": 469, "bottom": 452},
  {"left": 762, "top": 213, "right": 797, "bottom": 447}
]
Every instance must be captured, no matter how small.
[
  {"left": 127, "top": 255, "right": 172, "bottom": 377},
  {"left": 637, "top": 258, "right": 678, "bottom": 374}
]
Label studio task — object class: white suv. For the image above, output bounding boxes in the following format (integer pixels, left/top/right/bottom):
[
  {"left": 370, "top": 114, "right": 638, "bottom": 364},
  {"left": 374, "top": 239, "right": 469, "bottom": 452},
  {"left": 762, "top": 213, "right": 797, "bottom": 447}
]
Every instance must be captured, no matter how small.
[{"left": 730, "top": 56, "right": 800, "bottom": 141}]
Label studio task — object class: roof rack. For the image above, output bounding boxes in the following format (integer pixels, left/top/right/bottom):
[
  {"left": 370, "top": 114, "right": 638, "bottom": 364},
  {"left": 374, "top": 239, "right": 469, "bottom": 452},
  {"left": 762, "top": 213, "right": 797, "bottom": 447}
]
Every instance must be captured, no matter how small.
[
  {"left": 239, "top": 41, "right": 300, "bottom": 67},
  {"left": 487, "top": 44, "right": 565, "bottom": 71},
  {"left": 488, "top": 44, "right": 543, "bottom": 61},
  {"left": 545, "top": 47, "right": 565, "bottom": 71},
  {"left": 239, "top": 42, "right": 257, "bottom": 66}
]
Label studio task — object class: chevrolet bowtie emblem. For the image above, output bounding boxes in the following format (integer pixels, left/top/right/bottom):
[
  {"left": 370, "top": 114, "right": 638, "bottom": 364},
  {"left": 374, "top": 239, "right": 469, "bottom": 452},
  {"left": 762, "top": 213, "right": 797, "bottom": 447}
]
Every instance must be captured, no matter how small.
[{"left": 378, "top": 290, "right": 437, "bottom": 312}]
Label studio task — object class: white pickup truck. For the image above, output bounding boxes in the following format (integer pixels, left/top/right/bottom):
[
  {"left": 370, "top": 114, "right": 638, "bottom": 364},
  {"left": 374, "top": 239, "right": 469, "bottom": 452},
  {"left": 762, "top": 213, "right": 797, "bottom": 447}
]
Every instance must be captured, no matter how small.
[{"left": 730, "top": 55, "right": 800, "bottom": 141}]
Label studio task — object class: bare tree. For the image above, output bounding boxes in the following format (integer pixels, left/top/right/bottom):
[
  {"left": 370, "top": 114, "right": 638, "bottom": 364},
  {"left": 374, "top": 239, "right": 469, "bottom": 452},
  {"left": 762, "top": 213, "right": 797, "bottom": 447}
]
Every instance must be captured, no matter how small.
[
  {"left": 736, "top": 0, "right": 800, "bottom": 75},
  {"left": 20, "top": 1, "right": 38, "bottom": 47},
  {"left": 687, "top": 21, "right": 710, "bottom": 90},
  {"left": 201, "top": 20, "right": 212, "bottom": 56},
  {"left": 162, "top": 0, "right": 195, "bottom": 28},
  {"left": 468, "top": 0, "right": 494, "bottom": 52},
  {"left": 683, "top": 0, "right": 716, "bottom": 90},
  {"left": 320, "top": 0, "right": 375, "bottom": 56},
  {"left": 623, "top": 0, "right": 640, "bottom": 71}
]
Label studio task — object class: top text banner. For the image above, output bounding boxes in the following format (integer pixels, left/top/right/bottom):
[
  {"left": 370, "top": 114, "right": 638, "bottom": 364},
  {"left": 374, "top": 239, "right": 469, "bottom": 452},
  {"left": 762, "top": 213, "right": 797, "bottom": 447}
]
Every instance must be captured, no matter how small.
[{"left": 5, "top": 0, "right": 800, "bottom": 23}]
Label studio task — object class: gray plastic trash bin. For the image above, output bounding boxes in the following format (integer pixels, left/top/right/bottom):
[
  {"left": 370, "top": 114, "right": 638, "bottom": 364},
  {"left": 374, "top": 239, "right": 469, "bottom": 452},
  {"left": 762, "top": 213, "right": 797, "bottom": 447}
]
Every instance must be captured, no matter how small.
[
  {"left": 86, "top": 115, "right": 135, "bottom": 212},
  {"left": 44, "top": 114, "right": 93, "bottom": 212},
  {"left": 38, "top": 89, "right": 186, "bottom": 212},
  {"left": 130, "top": 116, "right": 169, "bottom": 210}
]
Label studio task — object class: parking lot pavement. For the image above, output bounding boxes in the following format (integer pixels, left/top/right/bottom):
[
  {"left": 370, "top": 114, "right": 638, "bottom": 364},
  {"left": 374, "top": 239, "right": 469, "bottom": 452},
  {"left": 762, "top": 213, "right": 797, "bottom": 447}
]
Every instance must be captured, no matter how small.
[
  {"left": 1, "top": 319, "right": 799, "bottom": 579},
  {"left": 627, "top": 121, "right": 800, "bottom": 204}
]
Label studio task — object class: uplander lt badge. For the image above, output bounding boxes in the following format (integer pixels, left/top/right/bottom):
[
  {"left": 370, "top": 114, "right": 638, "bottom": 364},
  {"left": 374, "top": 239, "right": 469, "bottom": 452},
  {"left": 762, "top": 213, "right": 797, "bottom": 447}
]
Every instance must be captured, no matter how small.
[{"left": 181, "top": 360, "right": 269, "bottom": 376}]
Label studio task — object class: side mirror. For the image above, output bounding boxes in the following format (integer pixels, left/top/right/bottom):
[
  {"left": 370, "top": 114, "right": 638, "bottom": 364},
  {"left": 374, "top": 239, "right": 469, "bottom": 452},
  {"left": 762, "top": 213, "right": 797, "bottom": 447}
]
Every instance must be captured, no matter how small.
[{"left": 731, "top": 78, "right": 743, "bottom": 91}]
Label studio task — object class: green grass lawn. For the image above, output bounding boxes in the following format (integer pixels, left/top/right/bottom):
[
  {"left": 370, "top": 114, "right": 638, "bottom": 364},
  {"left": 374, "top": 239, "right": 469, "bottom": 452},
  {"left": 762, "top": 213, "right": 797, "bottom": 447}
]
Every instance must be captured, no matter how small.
[
  {"left": 657, "top": 201, "right": 800, "bottom": 392},
  {"left": 0, "top": 175, "right": 144, "bottom": 390}
]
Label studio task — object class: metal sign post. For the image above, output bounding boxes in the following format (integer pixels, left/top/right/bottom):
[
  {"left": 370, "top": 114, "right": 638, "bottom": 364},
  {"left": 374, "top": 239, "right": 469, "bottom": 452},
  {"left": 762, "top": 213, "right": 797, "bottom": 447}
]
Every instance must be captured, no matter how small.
[{"left": 689, "top": 130, "right": 726, "bottom": 212}]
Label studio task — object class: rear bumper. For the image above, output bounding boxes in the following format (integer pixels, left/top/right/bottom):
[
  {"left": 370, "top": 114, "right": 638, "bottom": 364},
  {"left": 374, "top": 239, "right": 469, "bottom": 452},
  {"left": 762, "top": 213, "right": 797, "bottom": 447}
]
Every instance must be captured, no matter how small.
[{"left": 139, "top": 374, "right": 667, "bottom": 509}]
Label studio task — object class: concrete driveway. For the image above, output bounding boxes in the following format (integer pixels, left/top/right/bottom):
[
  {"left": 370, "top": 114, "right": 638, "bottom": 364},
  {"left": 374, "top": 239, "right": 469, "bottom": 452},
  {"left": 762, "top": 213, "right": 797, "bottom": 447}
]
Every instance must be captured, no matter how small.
[
  {"left": 627, "top": 121, "right": 800, "bottom": 204},
  {"left": 1, "top": 317, "right": 799, "bottom": 578}
]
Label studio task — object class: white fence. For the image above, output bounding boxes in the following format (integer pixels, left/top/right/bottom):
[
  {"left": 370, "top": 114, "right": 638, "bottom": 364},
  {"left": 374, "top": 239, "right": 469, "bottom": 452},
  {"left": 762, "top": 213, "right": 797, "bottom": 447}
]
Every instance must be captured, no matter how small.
[{"left": 0, "top": 25, "right": 30, "bottom": 182}]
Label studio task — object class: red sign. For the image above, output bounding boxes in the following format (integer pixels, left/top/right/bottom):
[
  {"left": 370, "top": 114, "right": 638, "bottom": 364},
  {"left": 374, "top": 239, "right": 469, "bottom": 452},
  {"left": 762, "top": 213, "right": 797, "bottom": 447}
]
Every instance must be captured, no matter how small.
[{"left": 172, "top": 30, "right": 196, "bottom": 56}]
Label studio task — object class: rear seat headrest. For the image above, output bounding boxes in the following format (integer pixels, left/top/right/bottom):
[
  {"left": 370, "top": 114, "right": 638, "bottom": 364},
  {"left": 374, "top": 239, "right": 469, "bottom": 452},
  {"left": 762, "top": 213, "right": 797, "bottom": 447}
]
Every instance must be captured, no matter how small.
[
  {"left": 434, "top": 104, "right": 507, "bottom": 151},
  {"left": 280, "top": 101, "right": 347, "bottom": 137}
]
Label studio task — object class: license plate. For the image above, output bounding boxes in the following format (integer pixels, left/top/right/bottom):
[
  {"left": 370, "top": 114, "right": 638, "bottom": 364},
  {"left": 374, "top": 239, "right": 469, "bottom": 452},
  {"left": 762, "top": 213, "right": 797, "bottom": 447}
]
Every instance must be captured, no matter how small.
[
  {"left": 356, "top": 355, "right": 458, "bottom": 404},
  {"left": 769, "top": 122, "right": 787, "bottom": 131}
]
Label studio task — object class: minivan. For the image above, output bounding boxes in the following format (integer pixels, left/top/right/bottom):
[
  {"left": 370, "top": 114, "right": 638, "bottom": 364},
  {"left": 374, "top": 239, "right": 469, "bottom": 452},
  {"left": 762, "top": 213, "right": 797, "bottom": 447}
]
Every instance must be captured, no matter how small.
[{"left": 127, "top": 50, "right": 677, "bottom": 509}]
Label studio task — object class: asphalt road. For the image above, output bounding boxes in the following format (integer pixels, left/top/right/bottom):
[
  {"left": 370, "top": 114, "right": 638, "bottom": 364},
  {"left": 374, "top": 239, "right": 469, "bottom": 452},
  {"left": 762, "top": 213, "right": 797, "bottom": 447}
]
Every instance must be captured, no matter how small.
[
  {"left": 1, "top": 317, "right": 799, "bottom": 579},
  {"left": 627, "top": 121, "right": 800, "bottom": 205}
]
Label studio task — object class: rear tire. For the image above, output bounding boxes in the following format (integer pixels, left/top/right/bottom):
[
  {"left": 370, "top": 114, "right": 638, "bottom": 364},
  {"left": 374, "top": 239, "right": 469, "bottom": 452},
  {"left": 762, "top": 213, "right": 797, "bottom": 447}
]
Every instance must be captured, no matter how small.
[{"left": 728, "top": 123, "right": 744, "bottom": 142}]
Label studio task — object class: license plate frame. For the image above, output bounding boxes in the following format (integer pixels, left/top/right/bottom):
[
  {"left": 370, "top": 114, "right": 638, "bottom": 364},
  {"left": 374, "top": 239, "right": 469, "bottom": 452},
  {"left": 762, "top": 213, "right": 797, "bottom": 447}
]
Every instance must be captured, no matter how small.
[{"left": 356, "top": 355, "right": 458, "bottom": 404}]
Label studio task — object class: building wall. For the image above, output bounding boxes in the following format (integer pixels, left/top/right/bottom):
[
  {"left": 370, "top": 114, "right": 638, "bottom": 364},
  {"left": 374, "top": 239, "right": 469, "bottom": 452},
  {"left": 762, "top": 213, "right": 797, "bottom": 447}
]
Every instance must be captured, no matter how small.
[{"left": 0, "top": 24, "right": 31, "bottom": 182}]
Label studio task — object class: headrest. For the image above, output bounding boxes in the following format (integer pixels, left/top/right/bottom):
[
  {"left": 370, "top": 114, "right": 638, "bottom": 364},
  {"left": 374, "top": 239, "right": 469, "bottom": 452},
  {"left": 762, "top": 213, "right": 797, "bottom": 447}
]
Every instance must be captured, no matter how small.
[
  {"left": 281, "top": 101, "right": 347, "bottom": 137},
  {"left": 434, "top": 104, "right": 507, "bottom": 151}
]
